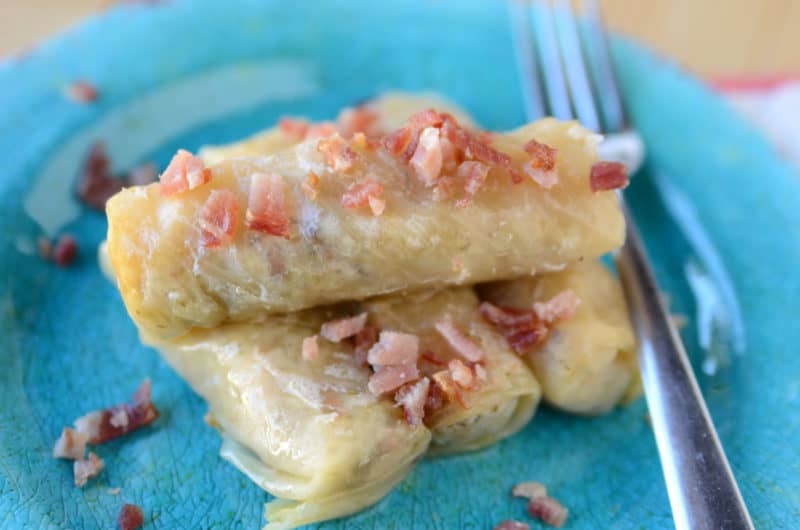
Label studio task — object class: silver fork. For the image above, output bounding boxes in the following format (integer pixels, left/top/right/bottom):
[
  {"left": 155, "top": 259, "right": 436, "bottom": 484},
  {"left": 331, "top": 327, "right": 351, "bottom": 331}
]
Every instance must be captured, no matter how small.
[{"left": 510, "top": 2, "right": 754, "bottom": 529}]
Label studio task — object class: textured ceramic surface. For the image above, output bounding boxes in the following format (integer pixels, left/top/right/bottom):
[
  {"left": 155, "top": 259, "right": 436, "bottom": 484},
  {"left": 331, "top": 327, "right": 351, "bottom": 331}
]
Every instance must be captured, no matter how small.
[{"left": 1, "top": 1, "right": 798, "bottom": 528}]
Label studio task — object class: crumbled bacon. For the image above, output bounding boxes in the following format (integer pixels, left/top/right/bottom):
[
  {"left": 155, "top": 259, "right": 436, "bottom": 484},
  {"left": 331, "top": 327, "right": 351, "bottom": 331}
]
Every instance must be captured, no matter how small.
[
  {"left": 245, "top": 172, "right": 291, "bottom": 239},
  {"left": 424, "top": 378, "right": 445, "bottom": 412},
  {"left": 409, "top": 127, "right": 443, "bottom": 186},
  {"left": 117, "top": 503, "right": 144, "bottom": 530},
  {"left": 320, "top": 313, "right": 367, "bottom": 342},
  {"left": 512, "top": 481, "right": 548, "bottom": 499},
  {"left": 337, "top": 106, "right": 381, "bottom": 138},
  {"left": 159, "top": 149, "right": 211, "bottom": 197},
  {"left": 305, "top": 121, "right": 338, "bottom": 139},
  {"left": 448, "top": 359, "right": 474, "bottom": 389},
  {"left": 353, "top": 325, "right": 378, "bottom": 366},
  {"left": 479, "top": 302, "right": 549, "bottom": 355},
  {"left": 431, "top": 370, "right": 469, "bottom": 408},
  {"left": 420, "top": 350, "right": 447, "bottom": 367},
  {"left": 302, "top": 335, "right": 319, "bottom": 361},
  {"left": 408, "top": 108, "right": 445, "bottom": 129},
  {"left": 74, "top": 451, "right": 104, "bottom": 487},
  {"left": 382, "top": 127, "right": 413, "bottom": 156},
  {"left": 494, "top": 521, "right": 530, "bottom": 530},
  {"left": 456, "top": 160, "right": 491, "bottom": 207},
  {"left": 66, "top": 81, "right": 99, "bottom": 103},
  {"left": 368, "top": 364, "right": 420, "bottom": 396},
  {"left": 441, "top": 115, "right": 511, "bottom": 169},
  {"left": 435, "top": 319, "right": 485, "bottom": 362},
  {"left": 73, "top": 380, "right": 159, "bottom": 444},
  {"left": 524, "top": 160, "right": 558, "bottom": 189},
  {"left": 528, "top": 496, "right": 568, "bottom": 528},
  {"left": 590, "top": 161, "right": 629, "bottom": 192},
  {"left": 341, "top": 178, "right": 384, "bottom": 212},
  {"left": 367, "top": 331, "right": 420, "bottom": 366},
  {"left": 394, "top": 377, "right": 430, "bottom": 426},
  {"left": 199, "top": 190, "right": 239, "bottom": 248},
  {"left": 279, "top": 117, "right": 310, "bottom": 140},
  {"left": 533, "top": 290, "right": 581, "bottom": 324},
  {"left": 524, "top": 138, "right": 557, "bottom": 168},
  {"left": 53, "top": 427, "right": 89, "bottom": 460},
  {"left": 76, "top": 142, "right": 123, "bottom": 210},
  {"left": 302, "top": 171, "right": 320, "bottom": 201},
  {"left": 367, "top": 195, "right": 386, "bottom": 216},
  {"left": 53, "top": 234, "right": 79, "bottom": 267},
  {"left": 317, "top": 134, "right": 358, "bottom": 171},
  {"left": 439, "top": 137, "right": 461, "bottom": 173}
]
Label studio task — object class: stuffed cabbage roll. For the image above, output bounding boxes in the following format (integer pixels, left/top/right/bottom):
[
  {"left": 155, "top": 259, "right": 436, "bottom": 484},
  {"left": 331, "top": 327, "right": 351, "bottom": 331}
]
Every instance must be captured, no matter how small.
[
  {"left": 141, "top": 311, "right": 431, "bottom": 530},
  {"left": 478, "top": 261, "right": 641, "bottom": 415},
  {"left": 107, "top": 113, "right": 625, "bottom": 339}
]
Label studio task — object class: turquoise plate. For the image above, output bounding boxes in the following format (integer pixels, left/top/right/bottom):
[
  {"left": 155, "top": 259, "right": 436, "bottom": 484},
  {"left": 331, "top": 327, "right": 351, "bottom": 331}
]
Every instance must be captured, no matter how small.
[{"left": 1, "top": 1, "right": 798, "bottom": 528}]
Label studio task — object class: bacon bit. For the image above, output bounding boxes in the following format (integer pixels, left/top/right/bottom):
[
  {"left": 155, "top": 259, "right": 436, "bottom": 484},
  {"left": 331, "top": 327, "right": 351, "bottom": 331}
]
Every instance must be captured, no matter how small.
[
  {"left": 367, "top": 195, "right": 386, "bottom": 216},
  {"left": 368, "top": 364, "right": 420, "bottom": 396},
  {"left": 337, "top": 106, "right": 380, "bottom": 138},
  {"left": 528, "top": 496, "right": 569, "bottom": 528},
  {"left": 431, "top": 370, "right": 470, "bottom": 408},
  {"left": 435, "top": 319, "right": 485, "bottom": 362},
  {"left": 320, "top": 313, "right": 368, "bottom": 342},
  {"left": 125, "top": 162, "right": 158, "bottom": 187},
  {"left": 456, "top": 160, "right": 491, "bottom": 207},
  {"left": 367, "top": 331, "right": 420, "bottom": 366},
  {"left": 159, "top": 149, "right": 211, "bottom": 197},
  {"left": 409, "top": 108, "right": 445, "bottom": 129},
  {"left": 117, "top": 503, "right": 145, "bottom": 530},
  {"left": 279, "top": 117, "right": 310, "bottom": 140},
  {"left": 421, "top": 350, "right": 447, "bottom": 367},
  {"left": 317, "top": 134, "right": 358, "bottom": 171},
  {"left": 382, "top": 126, "right": 413, "bottom": 156},
  {"left": 439, "top": 137, "right": 460, "bottom": 173},
  {"left": 53, "top": 427, "right": 89, "bottom": 460},
  {"left": 424, "top": 378, "right": 445, "bottom": 413},
  {"left": 76, "top": 142, "right": 123, "bottom": 210},
  {"left": 479, "top": 302, "right": 550, "bottom": 355},
  {"left": 448, "top": 359, "right": 474, "bottom": 389},
  {"left": 73, "top": 380, "right": 159, "bottom": 445},
  {"left": 199, "top": 190, "right": 239, "bottom": 248},
  {"left": 66, "top": 81, "right": 99, "bottom": 103},
  {"left": 524, "top": 160, "right": 558, "bottom": 190},
  {"left": 431, "top": 174, "right": 459, "bottom": 202},
  {"left": 533, "top": 290, "right": 581, "bottom": 324},
  {"left": 74, "top": 451, "right": 104, "bottom": 487},
  {"left": 510, "top": 168, "right": 524, "bottom": 185},
  {"left": 353, "top": 325, "right": 378, "bottom": 367},
  {"left": 494, "top": 521, "right": 530, "bottom": 530},
  {"left": 512, "top": 481, "right": 548, "bottom": 499},
  {"left": 394, "top": 377, "right": 430, "bottom": 426},
  {"left": 305, "top": 121, "right": 338, "bottom": 139},
  {"left": 246, "top": 172, "right": 291, "bottom": 239},
  {"left": 524, "top": 139, "right": 557, "bottom": 169},
  {"left": 301, "top": 171, "right": 320, "bottom": 201},
  {"left": 53, "top": 234, "right": 79, "bottom": 267},
  {"left": 351, "top": 132, "right": 368, "bottom": 150},
  {"left": 441, "top": 114, "right": 511, "bottom": 169},
  {"left": 302, "top": 335, "right": 319, "bottom": 361},
  {"left": 474, "top": 363, "right": 488, "bottom": 382},
  {"left": 409, "top": 127, "right": 444, "bottom": 186},
  {"left": 590, "top": 161, "right": 629, "bottom": 192},
  {"left": 341, "top": 178, "right": 384, "bottom": 211}
]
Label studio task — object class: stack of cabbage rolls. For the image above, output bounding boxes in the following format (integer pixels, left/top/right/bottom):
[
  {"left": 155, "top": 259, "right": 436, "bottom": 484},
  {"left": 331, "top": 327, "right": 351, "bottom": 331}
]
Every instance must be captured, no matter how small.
[{"left": 104, "top": 93, "right": 640, "bottom": 529}]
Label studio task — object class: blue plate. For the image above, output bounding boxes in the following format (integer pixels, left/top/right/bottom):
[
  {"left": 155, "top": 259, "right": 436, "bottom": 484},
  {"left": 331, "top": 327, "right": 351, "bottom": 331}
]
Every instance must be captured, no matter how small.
[{"left": 1, "top": 1, "right": 798, "bottom": 528}]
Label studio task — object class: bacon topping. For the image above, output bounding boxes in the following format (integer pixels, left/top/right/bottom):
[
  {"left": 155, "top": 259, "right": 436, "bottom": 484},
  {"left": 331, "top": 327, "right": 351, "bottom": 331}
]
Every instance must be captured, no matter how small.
[
  {"left": 512, "top": 481, "right": 548, "bottom": 499},
  {"left": 66, "top": 81, "right": 99, "bottom": 103},
  {"left": 320, "top": 313, "right": 368, "bottom": 342},
  {"left": 528, "top": 496, "right": 569, "bottom": 528},
  {"left": 74, "top": 451, "right": 104, "bottom": 487},
  {"left": 199, "top": 190, "right": 239, "bottom": 248},
  {"left": 337, "top": 106, "right": 380, "bottom": 138},
  {"left": 53, "top": 427, "right": 89, "bottom": 460},
  {"left": 53, "top": 234, "right": 79, "bottom": 267},
  {"left": 341, "top": 178, "right": 384, "bottom": 213},
  {"left": 524, "top": 159, "right": 558, "bottom": 190},
  {"left": 435, "top": 319, "right": 485, "bottom": 362},
  {"left": 424, "top": 378, "right": 445, "bottom": 413},
  {"left": 317, "top": 134, "right": 358, "bottom": 171},
  {"left": 394, "top": 377, "right": 430, "bottom": 426},
  {"left": 117, "top": 503, "right": 145, "bottom": 530},
  {"left": 524, "top": 138, "right": 557, "bottom": 169},
  {"left": 494, "top": 521, "right": 530, "bottom": 530},
  {"left": 305, "top": 121, "right": 338, "bottom": 139},
  {"left": 480, "top": 302, "right": 550, "bottom": 355},
  {"left": 448, "top": 359, "right": 475, "bottom": 389},
  {"left": 590, "top": 161, "right": 629, "bottom": 192},
  {"left": 410, "top": 126, "right": 444, "bottom": 186},
  {"left": 367, "top": 331, "right": 420, "bottom": 366},
  {"left": 382, "top": 126, "right": 414, "bottom": 157},
  {"left": 421, "top": 350, "right": 447, "bottom": 367},
  {"left": 431, "top": 370, "right": 469, "bottom": 408},
  {"left": 301, "top": 171, "right": 320, "bottom": 201},
  {"left": 533, "top": 290, "right": 581, "bottom": 324},
  {"left": 353, "top": 325, "right": 378, "bottom": 367},
  {"left": 368, "top": 364, "right": 420, "bottom": 396},
  {"left": 456, "top": 160, "right": 491, "bottom": 206},
  {"left": 246, "top": 172, "right": 291, "bottom": 238},
  {"left": 302, "top": 335, "right": 319, "bottom": 361},
  {"left": 159, "top": 149, "right": 210, "bottom": 197},
  {"left": 73, "top": 380, "right": 159, "bottom": 445},
  {"left": 279, "top": 117, "right": 310, "bottom": 140},
  {"left": 442, "top": 115, "right": 511, "bottom": 169}
]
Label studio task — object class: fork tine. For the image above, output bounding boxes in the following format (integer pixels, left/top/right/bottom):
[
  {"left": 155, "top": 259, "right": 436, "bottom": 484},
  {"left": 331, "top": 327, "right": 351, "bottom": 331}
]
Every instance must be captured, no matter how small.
[
  {"left": 581, "top": 0, "right": 627, "bottom": 132},
  {"left": 552, "top": 0, "right": 601, "bottom": 132},
  {"left": 528, "top": 2, "right": 574, "bottom": 120},
  {"left": 510, "top": 1, "right": 548, "bottom": 121}
]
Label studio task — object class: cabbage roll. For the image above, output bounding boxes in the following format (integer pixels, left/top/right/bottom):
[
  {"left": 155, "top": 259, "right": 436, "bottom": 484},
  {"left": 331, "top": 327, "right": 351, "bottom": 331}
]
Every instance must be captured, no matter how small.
[
  {"left": 478, "top": 261, "right": 641, "bottom": 415},
  {"left": 141, "top": 312, "right": 431, "bottom": 530},
  {"left": 107, "top": 115, "right": 625, "bottom": 339}
]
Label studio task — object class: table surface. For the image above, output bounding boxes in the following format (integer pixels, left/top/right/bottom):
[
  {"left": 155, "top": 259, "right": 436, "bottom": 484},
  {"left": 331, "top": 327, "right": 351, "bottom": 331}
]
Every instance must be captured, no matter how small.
[{"left": 0, "top": 0, "right": 798, "bottom": 78}]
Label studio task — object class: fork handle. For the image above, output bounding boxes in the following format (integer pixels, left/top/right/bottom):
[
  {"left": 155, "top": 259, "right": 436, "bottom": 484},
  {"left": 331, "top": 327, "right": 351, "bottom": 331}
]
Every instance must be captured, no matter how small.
[{"left": 615, "top": 201, "right": 754, "bottom": 530}]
